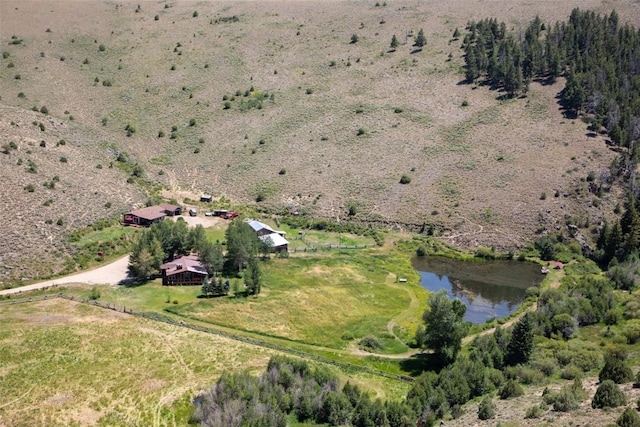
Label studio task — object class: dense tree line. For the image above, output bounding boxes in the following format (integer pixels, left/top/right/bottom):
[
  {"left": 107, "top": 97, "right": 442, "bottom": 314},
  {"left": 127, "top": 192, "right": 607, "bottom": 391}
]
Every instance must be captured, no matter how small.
[{"left": 462, "top": 9, "right": 640, "bottom": 151}]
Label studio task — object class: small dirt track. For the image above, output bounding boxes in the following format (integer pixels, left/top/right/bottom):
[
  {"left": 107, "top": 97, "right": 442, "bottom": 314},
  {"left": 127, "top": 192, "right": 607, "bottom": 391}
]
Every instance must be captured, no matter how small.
[{"left": 0, "top": 255, "right": 131, "bottom": 296}]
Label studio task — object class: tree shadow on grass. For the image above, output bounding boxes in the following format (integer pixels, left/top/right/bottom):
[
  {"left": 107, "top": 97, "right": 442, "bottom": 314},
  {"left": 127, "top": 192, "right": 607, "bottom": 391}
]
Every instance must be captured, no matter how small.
[{"left": 399, "top": 352, "right": 445, "bottom": 376}]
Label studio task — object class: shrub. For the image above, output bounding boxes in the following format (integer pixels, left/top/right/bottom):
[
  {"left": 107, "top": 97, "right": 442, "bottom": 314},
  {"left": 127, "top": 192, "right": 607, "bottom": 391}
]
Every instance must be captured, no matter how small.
[
  {"left": 416, "top": 246, "right": 426, "bottom": 257},
  {"left": 305, "top": 88, "right": 314, "bottom": 94},
  {"left": 399, "top": 174, "right": 412, "bottom": 184},
  {"left": 548, "top": 383, "right": 584, "bottom": 412},
  {"left": 600, "top": 351, "right": 634, "bottom": 384},
  {"left": 17, "top": 92, "right": 25, "bottom": 98},
  {"left": 617, "top": 407, "right": 640, "bottom": 427},
  {"left": 394, "top": 107, "right": 404, "bottom": 113},
  {"left": 39, "top": 140, "right": 46, "bottom": 147},
  {"left": 56, "top": 218, "right": 64, "bottom": 226},
  {"left": 477, "top": 397, "right": 495, "bottom": 420},
  {"left": 359, "top": 335, "right": 382, "bottom": 351},
  {"left": 88, "top": 287, "right": 101, "bottom": 300},
  {"left": 350, "top": 33, "right": 359, "bottom": 44},
  {"left": 279, "top": 168, "right": 286, "bottom": 175},
  {"left": 592, "top": 380, "right": 627, "bottom": 408},
  {"left": 461, "top": 100, "right": 469, "bottom": 107},
  {"left": 59, "top": 157, "right": 67, "bottom": 163},
  {"left": 524, "top": 404, "right": 544, "bottom": 419},
  {"left": 98, "top": 44, "right": 106, "bottom": 52},
  {"left": 499, "top": 379, "right": 524, "bottom": 399},
  {"left": 531, "top": 357, "right": 557, "bottom": 377},
  {"left": 561, "top": 365, "right": 583, "bottom": 380},
  {"left": 192, "top": 10, "right": 198, "bottom": 17},
  {"left": 189, "top": 118, "right": 196, "bottom": 126},
  {"left": 357, "top": 127, "right": 366, "bottom": 136},
  {"left": 24, "top": 184, "right": 35, "bottom": 192}
]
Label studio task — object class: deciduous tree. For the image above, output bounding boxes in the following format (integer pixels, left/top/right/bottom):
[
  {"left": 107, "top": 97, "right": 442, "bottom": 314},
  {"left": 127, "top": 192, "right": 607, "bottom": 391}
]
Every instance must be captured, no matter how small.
[{"left": 416, "top": 290, "right": 468, "bottom": 365}]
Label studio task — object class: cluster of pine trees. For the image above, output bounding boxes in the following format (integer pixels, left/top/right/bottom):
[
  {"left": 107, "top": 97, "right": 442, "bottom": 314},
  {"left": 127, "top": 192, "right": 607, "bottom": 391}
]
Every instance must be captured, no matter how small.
[{"left": 463, "top": 9, "right": 640, "bottom": 149}]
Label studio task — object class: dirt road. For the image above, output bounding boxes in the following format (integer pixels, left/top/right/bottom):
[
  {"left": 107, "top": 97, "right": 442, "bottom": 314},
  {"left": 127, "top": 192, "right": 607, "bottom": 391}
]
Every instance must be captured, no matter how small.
[
  {"left": 0, "top": 255, "right": 131, "bottom": 296},
  {"left": 0, "top": 215, "right": 224, "bottom": 297}
]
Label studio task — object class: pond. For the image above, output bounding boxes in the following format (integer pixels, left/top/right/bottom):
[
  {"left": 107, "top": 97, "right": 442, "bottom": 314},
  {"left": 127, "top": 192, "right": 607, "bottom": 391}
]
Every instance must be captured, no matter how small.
[{"left": 412, "top": 256, "right": 543, "bottom": 324}]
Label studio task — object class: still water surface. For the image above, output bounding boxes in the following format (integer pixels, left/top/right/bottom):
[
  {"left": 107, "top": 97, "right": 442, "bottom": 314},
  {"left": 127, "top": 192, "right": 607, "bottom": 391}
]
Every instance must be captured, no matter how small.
[{"left": 412, "top": 256, "right": 543, "bottom": 324}]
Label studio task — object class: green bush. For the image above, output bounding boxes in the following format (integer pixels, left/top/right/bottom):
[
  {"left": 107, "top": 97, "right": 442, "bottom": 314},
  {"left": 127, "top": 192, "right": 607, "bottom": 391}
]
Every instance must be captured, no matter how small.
[
  {"left": 592, "top": 380, "right": 627, "bottom": 409},
  {"left": 477, "top": 396, "right": 495, "bottom": 420},
  {"left": 399, "top": 174, "right": 412, "bottom": 184},
  {"left": 531, "top": 357, "right": 557, "bottom": 377},
  {"left": 499, "top": 379, "right": 524, "bottom": 399},
  {"left": 358, "top": 335, "right": 382, "bottom": 351},
  {"left": 88, "top": 286, "right": 101, "bottom": 300},
  {"left": 617, "top": 407, "right": 640, "bottom": 427},
  {"left": 560, "top": 365, "right": 583, "bottom": 380},
  {"left": 524, "top": 404, "right": 544, "bottom": 419},
  {"left": 599, "top": 352, "right": 634, "bottom": 384}
]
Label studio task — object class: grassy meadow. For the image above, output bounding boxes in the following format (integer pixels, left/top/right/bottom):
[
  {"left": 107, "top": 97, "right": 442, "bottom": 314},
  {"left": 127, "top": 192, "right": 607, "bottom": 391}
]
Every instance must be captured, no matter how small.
[
  {"left": 0, "top": 298, "right": 411, "bottom": 427},
  {"left": 69, "top": 241, "right": 426, "bottom": 355}
]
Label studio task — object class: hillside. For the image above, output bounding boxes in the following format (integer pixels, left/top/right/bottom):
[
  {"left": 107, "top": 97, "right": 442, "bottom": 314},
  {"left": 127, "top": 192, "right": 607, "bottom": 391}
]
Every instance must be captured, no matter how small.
[{"left": 1, "top": 0, "right": 639, "bottom": 283}]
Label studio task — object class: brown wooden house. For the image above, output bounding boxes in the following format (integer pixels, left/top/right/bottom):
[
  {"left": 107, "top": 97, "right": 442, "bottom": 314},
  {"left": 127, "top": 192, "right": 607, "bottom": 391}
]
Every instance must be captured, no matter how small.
[
  {"left": 160, "top": 254, "right": 208, "bottom": 286},
  {"left": 123, "top": 204, "right": 181, "bottom": 227}
]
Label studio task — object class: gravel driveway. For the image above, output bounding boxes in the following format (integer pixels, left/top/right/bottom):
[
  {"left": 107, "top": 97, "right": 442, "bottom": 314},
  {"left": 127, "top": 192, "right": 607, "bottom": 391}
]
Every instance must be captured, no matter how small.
[{"left": 0, "top": 255, "right": 131, "bottom": 296}]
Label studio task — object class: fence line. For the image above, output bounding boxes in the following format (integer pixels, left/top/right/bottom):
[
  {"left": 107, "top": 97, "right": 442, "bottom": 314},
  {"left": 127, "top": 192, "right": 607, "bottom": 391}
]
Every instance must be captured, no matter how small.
[{"left": 9, "top": 293, "right": 414, "bottom": 384}]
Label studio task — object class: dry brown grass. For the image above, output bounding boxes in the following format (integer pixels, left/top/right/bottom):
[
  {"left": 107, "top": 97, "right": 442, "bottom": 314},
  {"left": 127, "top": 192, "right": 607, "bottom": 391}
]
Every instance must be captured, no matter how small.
[{"left": 1, "top": 0, "right": 639, "bottom": 283}]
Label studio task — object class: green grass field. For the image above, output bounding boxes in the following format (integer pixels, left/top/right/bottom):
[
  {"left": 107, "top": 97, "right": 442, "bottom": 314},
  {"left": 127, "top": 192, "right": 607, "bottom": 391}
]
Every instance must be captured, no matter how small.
[
  {"left": 0, "top": 298, "right": 411, "bottom": 427},
  {"left": 82, "top": 248, "right": 425, "bottom": 354}
]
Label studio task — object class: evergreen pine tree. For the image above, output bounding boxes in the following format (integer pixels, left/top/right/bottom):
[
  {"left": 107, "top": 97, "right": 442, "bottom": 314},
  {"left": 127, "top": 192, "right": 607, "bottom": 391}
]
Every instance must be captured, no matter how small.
[
  {"left": 414, "top": 29, "right": 426, "bottom": 48},
  {"left": 390, "top": 34, "right": 399, "bottom": 50},
  {"left": 505, "top": 313, "right": 534, "bottom": 366}
]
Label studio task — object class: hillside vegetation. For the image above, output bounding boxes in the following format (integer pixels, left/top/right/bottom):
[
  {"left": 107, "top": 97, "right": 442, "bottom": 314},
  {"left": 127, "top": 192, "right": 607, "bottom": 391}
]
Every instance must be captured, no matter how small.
[{"left": 2, "top": 1, "right": 640, "bottom": 283}]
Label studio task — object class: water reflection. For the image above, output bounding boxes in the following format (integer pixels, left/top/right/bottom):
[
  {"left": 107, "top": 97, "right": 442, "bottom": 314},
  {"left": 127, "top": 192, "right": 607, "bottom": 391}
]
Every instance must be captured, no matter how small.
[{"left": 412, "top": 256, "right": 542, "bottom": 324}]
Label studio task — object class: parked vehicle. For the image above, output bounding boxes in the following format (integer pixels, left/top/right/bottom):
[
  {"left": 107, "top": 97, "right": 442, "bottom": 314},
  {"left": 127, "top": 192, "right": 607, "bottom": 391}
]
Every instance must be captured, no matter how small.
[
  {"left": 223, "top": 211, "right": 238, "bottom": 219},
  {"left": 205, "top": 211, "right": 214, "bottom": 217},
  {"left": 189, "top": 208, "right": 197, "bottom": 217}
]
